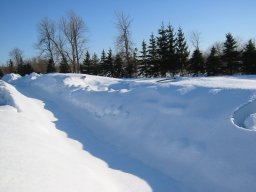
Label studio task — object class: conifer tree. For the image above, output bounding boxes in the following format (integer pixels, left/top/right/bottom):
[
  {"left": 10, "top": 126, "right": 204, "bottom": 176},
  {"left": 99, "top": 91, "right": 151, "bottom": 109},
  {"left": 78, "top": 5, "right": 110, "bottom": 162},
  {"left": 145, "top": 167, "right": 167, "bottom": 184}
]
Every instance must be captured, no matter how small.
[
  {"left": 242, "top": 39, "right": 256, "bottom": 74},
  {"left": 0, "top": 68, "right": 3, "bottom": 78},
  {"left": 82, "top": 51, "right": 91, "bottom": 74},
  {"left": 206, "top": 46, "right": 222, "bottom": 76},
  {"left": 8, "top": 59, "right": 15, "bottom": 73},
  {"left": 147, "top": 33, "right": 159, "bottom": 77},
  {"left": 99, "top": 49, "right": 107, "bottom": 75},
  {"left": 189, "top": 48, "right": 205, "bottom": 75},
  {"left": 59, "top": 57, "right": 71, "bottom": 73},
  {"left": 46, "top": 58, "right": 56, "bottom": 73},
  {"left": 113, "top": 54, "right": 123, "bottom": 78},
  {"left": 157, "top": 24, "right": 168, "bottom": 76},
  {"left": 166, "top": 24, "right": 177, "bottom": 75},
  {"left": 138, "top": 40, "right": 148, "bottom": 77},
  {"left": 91, "top": 53, "right": 100, "bottom": 75},
  {"left": 222, "top": 33, "right": 240, "bottom": 74},
  {"left": 105, "top": 49, "right": 114, "bottom": 76},
  {"left": 176, "top": 27, "right": 189, "bottom": 75}
]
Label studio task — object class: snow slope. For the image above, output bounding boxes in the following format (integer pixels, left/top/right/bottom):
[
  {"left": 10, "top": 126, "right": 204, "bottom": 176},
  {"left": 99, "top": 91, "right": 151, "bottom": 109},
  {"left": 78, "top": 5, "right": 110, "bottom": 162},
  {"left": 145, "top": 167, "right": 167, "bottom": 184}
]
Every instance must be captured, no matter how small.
[
  {"left": 2, "top": 73, "right": 256, "bottom": 192},
  {"left": 0, "top": 80, "right": 151, "bottom": 192}
]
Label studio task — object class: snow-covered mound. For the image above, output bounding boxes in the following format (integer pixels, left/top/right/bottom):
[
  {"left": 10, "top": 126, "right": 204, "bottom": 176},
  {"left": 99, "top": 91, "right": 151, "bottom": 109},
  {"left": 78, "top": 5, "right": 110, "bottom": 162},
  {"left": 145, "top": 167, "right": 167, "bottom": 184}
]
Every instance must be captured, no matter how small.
[
  {"left": 3, "top": 73, "right": 256, "bottom": 192},
  {"left": 0, "top": 80, "right": 150, "bottom": 192}
]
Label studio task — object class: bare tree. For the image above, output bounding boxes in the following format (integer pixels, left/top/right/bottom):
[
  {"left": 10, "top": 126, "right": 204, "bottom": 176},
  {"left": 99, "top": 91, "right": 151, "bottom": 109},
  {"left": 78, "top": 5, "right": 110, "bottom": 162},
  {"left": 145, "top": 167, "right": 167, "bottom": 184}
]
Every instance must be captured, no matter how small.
[
  {"left": 190, "top": 31, "right": 201, "bottom": 50},
  {"left": 60, "top": 11, "right": 87, "bottom": 73},
  {"left": 36, "top": 17, "right": 68, "bottom": 65},
  {"left": 115, "top": 11, "right": 133, "bottom": 65},
  {"left": 9, "top": 48, "right": 23, "bottom": 66}
]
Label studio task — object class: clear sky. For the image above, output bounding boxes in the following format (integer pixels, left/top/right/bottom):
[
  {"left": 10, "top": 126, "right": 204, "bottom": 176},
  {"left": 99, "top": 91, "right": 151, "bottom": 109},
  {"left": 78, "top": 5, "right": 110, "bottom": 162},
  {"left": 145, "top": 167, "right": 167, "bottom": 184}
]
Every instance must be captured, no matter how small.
[{"left": 0, "top": 0, "right": 256, "bottom": 64}]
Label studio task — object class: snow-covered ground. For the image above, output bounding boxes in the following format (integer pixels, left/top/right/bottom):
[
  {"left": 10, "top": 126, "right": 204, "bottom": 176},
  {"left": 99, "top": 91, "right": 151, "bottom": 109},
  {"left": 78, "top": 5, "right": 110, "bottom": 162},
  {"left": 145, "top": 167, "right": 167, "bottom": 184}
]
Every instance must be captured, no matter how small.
[{"left": 1, "top": 73, "right": 256, "bottom": 192}]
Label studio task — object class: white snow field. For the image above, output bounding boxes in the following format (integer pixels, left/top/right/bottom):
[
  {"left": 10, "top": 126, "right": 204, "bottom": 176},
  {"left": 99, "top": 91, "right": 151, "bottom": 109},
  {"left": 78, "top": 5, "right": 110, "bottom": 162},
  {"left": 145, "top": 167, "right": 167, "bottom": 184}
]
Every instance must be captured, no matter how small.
[{"left": 2, "top": 73, "right": 256, "bottom": 192}]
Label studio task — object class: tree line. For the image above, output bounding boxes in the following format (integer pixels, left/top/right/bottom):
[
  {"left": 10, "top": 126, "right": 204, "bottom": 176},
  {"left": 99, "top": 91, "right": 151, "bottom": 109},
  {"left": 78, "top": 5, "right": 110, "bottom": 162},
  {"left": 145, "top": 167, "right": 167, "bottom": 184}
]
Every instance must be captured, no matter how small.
[{"left": 1, "top": 11, "right": 256, "bottom": 78}]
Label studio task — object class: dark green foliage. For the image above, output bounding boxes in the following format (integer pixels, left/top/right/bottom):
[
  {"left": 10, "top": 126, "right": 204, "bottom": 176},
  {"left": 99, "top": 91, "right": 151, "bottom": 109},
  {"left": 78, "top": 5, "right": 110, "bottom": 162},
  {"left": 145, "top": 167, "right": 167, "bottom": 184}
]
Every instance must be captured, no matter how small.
[
  {"left": 81, "top": 51, "right": 91, "bottom": 74},
  {"left": 189, "top": 49, "right": 205, "bottom": 75},
  {"left": 147, "top": 33, "right": 159, "bottom": 77},
  {"left": 105, "top": 49, "right": 114, "bottom": 76},
  {"left": 166, "top": 24, "right": 177, "bottom": 75},
  {"left": 157, "top": 24, "right": 169, "bottom": 76},
  {"left": 176, "top": 27, "right": 189, "bottom": 74},
  {"left": 59, "top": 57, "right": 71, "bottom": 73},
  {"left": 46, "top": 58, "right": 56, "bottom": 73},
  {"left": 0, "top": 68, "right": 3, "bottom": 78},
  {"left": 17, "top": 60, "right": 34, "bottom": 76},
  {"left": 206, "top": 47, "right": 222, "bottom": 76},
  {"left": 99, "top": 50, "right": 107, "bottom": 75},
  {"left": 242, "top": 40, "right": 256, "bottom": 74},
  {"left": 138, "top": 40, "right": 148, "bottom": 77},
  {"left": 222, "top": 33, "right": 241, "bottom": 74},
  {"left": 8, "top": 59, "right": 16, "bottom": 73},
  {"left": 113, "top": 54, "right": 123, "bottom": 78}
]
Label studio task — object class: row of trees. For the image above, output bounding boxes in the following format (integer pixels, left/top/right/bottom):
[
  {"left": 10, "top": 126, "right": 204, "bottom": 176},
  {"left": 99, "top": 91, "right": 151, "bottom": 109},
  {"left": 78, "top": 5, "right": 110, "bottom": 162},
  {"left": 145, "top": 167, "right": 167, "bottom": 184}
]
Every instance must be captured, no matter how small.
[{"left": 1, "top": 11, "right": 256, "bottom": 78}]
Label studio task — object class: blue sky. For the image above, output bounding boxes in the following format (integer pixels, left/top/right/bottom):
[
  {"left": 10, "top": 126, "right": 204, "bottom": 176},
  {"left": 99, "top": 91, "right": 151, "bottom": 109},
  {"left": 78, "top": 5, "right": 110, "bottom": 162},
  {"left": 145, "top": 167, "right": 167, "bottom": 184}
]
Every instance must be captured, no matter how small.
[{"left": 0, "top": 0, "right": 256, "bottom": 64}]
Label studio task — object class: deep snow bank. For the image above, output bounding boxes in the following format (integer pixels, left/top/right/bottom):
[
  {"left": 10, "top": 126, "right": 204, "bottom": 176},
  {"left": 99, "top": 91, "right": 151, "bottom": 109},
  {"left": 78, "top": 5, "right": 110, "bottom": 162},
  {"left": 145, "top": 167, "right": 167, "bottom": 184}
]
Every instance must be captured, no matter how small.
[
  {"left": 0, "top": 80, "right": 151, "bottom": 192},
  {"left": 4, "top": 73, "right": 256, "bottom": 192}
]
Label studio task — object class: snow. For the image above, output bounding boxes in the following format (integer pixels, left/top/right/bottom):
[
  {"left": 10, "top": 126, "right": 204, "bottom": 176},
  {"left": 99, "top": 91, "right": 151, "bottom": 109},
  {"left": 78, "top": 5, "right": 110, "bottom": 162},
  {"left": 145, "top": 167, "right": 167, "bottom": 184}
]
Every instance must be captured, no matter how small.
[
  {"left": 0, "top": 80, "right": 151, "bottom": 192},
  {"left": 2, "top": 73, "right": 256, "bottom": 192}
]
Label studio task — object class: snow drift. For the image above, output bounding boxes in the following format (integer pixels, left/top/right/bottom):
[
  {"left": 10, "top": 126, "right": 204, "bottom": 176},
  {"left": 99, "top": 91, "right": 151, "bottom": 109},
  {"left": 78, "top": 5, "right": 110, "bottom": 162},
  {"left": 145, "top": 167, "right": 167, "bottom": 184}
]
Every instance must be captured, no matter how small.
[
  {"left": 2, "top": 73, "right": 256, "bottom": 192},
  {"left": 0, "top": 80, "right": 150, "bottom": 192}
]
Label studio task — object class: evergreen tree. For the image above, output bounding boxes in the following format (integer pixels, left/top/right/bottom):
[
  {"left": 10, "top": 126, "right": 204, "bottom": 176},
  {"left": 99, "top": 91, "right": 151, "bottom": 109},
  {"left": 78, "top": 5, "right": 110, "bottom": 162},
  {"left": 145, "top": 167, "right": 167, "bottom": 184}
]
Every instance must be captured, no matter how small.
[
  {"left": 206, "top": 46, "right": 222, "bottom": 76},
  {"left": 189, "top": 48, "right": 205, "bottom": 75},
  {"left": 157, "top": 24, "right": 168, "bottom": 76},
  {"left": 176, "top": 27, "right": 189, "bottom": 75},
  {"left": 113, "top": 54, "right": 123, "bottom": 78},
  {"left": 99, "top": 49, "right": 107, "bottom": 75},
  {"left": 147, "top": 33, "right": 159, "bottom": 77},
  {"left": 138, "top": 40, "right": 148, "bottom": 77},
  {"left": 105, "top": 49, "right": 114, "bottom": 76},
  {"left": 17, "top": 57, "right": 25, "bottom": 76},
  {"left": 0, "top": 68, "right": 3, "bottom": 78},
  {"left": 59, "top": 57, "right": 71, "bottom": 73},
  {"left": 82, "top": 51, "right": 91, "bottom": 74},
  {"left": 91, "top": 53, "right": 100, "bottom": 75},
  {"left": 242, "top": 39, "right": 256, "bottom": 74},
  {"left": 166, "top": 24, "right": 177, "bottom": 75},
  {"left": 222, "top": 33, "right": 240, "bottom": 74},
  {"left": 46, "top": 58, "right": 56, "bottom": 73},
  {"left": 8, "top": 59, "right": 15, "bottom": 73}
]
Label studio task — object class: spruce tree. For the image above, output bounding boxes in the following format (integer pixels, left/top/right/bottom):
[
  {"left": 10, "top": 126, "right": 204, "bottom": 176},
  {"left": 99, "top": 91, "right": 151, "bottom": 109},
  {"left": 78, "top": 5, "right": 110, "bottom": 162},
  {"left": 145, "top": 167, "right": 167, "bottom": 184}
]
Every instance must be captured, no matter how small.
[
  {"left": 0, "top": 68, "right": 3, "bottom": 78},
  {"left": 99, "top": 50, "right": 107, "bottom": 75},
  {"left": 138, "top": 40, "right": 148, "bottom": 77},
  {"left": 91, "top": 53, "right": 100, "bottom": 75},
  {"left": 59, "top": 57, "right": 71, "bottom": 73},
  {"left": 113, "top": 54, "right": 123, "bottom": 78},
  {"left": 147, "top": 33, "right": 159, "bottom": 77},
  {"left": 189, "top": 49, "right": 205, "bottom": 75},
  {"left": 105, "top": 49, "right": 114, "bottom": 77},
  {"left": 166, "top": 24, "right": 177, "bottom": 76},
  {"left": 46, "top": 58, "right": 56, "bottom": 73},
  {"left": 222, "top": 33, "right": 240, "bottom": 74},
  {"left": 8, "top": 59, "right": 15, "bottom": 73},
  {"left": 206, "top": 46, "right": 222, "bottom": 76},
  {"left": 82, "top": 51, "right": 91, "bottom": 74},
  {"left": 242, "top": 39, "right": 256, "bottom": 74},
  {"left": 176, "top": 27, "right": 189, "bottom": 75},
  {"left": 157, "top": 24, "right": 168, "bottom": 76}
]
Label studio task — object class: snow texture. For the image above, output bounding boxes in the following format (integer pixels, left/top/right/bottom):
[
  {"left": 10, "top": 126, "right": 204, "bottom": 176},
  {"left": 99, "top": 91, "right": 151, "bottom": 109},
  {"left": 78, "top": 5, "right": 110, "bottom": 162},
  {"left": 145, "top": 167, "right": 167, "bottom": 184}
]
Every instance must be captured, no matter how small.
[{"left": 2, "top": 73, "right": 256, "bottom": 192}]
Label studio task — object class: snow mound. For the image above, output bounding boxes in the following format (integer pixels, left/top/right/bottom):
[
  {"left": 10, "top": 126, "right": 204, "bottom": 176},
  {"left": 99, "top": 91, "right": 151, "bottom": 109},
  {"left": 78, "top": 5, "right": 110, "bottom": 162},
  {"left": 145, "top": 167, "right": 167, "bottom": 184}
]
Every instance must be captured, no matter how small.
[
  {"left": 0, "top": 80, "right": 151, "bottom": 192},
  {"left": 2, "top": 73, "right": 21, "bottom": 82},
  {"left": 244, "top": 113, "right": 256, "bottom": 130},
  {"left": 232, "top": 99, "right": 256, "bottom": 131},
  {"left": 4, "top": 73, "right": 256, "bottom": 192}
]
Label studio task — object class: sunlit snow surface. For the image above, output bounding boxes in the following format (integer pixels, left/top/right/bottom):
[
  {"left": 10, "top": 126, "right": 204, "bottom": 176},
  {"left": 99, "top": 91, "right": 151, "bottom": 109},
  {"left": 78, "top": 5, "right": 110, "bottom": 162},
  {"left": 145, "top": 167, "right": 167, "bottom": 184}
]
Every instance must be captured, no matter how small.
[{"left": 1, "top": 73, "right": 256, "bottom": 192}]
